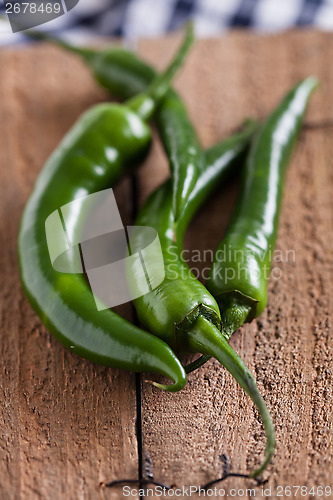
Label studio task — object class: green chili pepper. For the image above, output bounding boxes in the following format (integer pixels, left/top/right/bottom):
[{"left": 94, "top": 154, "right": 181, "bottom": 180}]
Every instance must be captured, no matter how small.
[
  {"left": 18, "top": 24, "right": 194, "bottom": 392},
  {"left": 22, "top": 29, "right": 278, "bottom": 476},
  {"left": 127, "top": 121, "right": 275, "bottom": 478},
  {"left": 206, "top": 77, "right": 318, "bottom": 340}
]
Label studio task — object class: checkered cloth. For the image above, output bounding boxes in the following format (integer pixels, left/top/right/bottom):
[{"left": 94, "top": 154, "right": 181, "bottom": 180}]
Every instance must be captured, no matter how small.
[{"left": 1, "top": 0, "right": 333, "bottom": 45}]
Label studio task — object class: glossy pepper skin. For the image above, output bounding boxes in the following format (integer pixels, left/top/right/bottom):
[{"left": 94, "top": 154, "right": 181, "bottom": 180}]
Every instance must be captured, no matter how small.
[
  {"left": 18, "top": 26, "right": 195, "bottom": 392},
  {"left": 25, "top": 30, "right": 156, "bottom": 100},
  {"left": 207, "top": 77, "right": 318, "bottom": 339}
]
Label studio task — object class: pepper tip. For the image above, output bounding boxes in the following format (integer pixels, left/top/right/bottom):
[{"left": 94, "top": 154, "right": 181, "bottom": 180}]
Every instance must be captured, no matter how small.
[{"left": 145, "top": 376, "right": 187, "bottom": 393}]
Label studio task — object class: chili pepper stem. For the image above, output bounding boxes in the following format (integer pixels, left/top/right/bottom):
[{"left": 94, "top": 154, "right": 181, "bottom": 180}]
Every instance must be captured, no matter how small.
[
  {"left": 24, "top": 21, "right": 194, "bottom": 123},
  {"left": 126, "top": 21, "right": 194, "bottom": 121},
  {"left": 186, "top": 316, "right": 275, "bottom": 478},
  {"left": 147, "top": 373, "right": 187, "bottom": 393},
  {"left": 25, "top": 28, "right": 96, "bottom": 61}
]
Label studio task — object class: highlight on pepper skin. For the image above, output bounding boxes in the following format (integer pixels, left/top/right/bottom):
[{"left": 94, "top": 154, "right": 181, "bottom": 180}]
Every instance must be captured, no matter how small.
[{"left": 45, "top": 188, "right": 165, "bottom": 310}]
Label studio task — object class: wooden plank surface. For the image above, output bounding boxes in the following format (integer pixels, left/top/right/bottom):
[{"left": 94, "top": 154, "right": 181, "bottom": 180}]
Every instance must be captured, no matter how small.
[{"left": 0, "top": 30, "right": 333, "bottom": 499}]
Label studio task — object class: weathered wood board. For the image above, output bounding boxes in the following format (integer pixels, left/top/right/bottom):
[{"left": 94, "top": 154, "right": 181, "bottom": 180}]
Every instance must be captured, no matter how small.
[{"left": 0, "top": 30, "right": 332, "bottom": 499}]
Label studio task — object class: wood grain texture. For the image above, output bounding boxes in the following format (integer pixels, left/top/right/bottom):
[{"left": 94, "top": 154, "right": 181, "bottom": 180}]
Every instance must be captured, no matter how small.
[{"left": 0, "top": 30, "right": 332, "bottom": 500}]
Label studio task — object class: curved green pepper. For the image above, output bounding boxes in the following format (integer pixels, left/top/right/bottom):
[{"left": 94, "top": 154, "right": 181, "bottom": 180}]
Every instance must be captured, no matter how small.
[
  {"left": 18, "top": 25, "right": 194, "bottom": 392},
  {"left": 156, "top": 91, "right": 204, "bottom": 220},
  {"left": 128, "top": 122, "right": 275, "bottom": 478},
  {"left": 206, "top": 77, "right": 318, "bottom": 339}
]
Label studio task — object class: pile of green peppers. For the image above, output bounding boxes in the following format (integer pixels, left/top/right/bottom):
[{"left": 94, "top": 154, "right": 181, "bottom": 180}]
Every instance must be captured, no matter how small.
[{"left": 18, "top": 25, "right": 317, "bottom": 479}]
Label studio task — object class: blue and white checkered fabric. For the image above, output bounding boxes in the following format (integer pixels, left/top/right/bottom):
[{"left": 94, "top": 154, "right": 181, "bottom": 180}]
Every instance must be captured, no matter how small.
[{"left": 1, "top": 0, "right": 333, "bottom": 45}]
